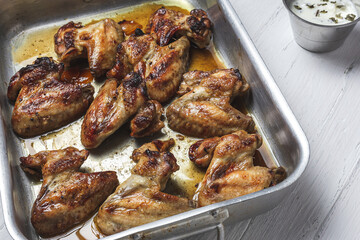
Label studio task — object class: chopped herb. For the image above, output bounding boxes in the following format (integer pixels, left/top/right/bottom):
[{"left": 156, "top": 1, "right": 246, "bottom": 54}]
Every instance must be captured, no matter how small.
[
  {"left": 306, "top": 4, "right": 315, "bottom": 8},
  {"left": 316, "top": 10, "right": 320, "bottom": 17},
  {"left": 329, "top": 17, "right": 338, "bottom": 23},
  {"left": 336, "top": 4, "right": 345, "bottom": 8},
  {"left": 294, "top": 4, "right": 302, "bottom": 10},
  {"left": 318, "top": 3, "right": 327, "bottom": 6},
  {"left": 330, "top": 1, "right": 336, "bottom": 3},
  {"left": 345, "top": 13, "right": 356, "bottom": 21},
  {"left": 335, "top": 13, "right": 343, "bottom": 19},
  {"left": 320, "top": 10, "right": 328, "bottom": 13},
  {"left": 322, "top": 0, "right": 329, "bottom": 2}
]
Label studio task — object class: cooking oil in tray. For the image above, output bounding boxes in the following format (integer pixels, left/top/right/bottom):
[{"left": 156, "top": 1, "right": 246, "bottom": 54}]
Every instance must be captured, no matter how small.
[{"left": 12, "top": 2, "right": 278, "bottom": 239}]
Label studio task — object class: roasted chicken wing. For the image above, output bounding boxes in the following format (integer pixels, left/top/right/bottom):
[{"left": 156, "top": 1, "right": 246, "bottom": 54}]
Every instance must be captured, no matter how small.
[
  {"left": 8, "top": 57, "right": 94, "bottom": 138},
  {"left": 130, "top": 99, "right": 164, "bottom": 138},
  {"left": 166, "top": 69, "right": 255, "bottom": 138},
  {"left": 20, "top": 147, "right": 119, "bottom": 237},
  {"left": 81, "top": 72, "right": 147, "bottom": 149},
  {"left": 108, "top": 33, "right": 190, "bottom": 103},
  {"left": 96, "top": 139, "right": 193, "bottom": 235},
  {"left": 147, "top": 7, "right": 212, "bottom": 48},
  {"left": 191, "top": 131, "right": 286, "bottom": 207},
  {"left": 54, "top": 19, "right": 124, "bottom": 77}
]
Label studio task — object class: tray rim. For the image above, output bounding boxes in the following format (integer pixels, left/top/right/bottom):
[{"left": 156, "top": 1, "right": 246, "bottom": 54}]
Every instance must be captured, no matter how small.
[{"left": 0, "top": 0, "right": 310, "bottom": 239}]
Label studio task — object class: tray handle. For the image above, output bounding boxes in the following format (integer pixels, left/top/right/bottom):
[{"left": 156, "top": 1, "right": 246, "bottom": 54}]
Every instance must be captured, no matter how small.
[{"left": 130, "top": 208, "right": 229, "bottom": 240}]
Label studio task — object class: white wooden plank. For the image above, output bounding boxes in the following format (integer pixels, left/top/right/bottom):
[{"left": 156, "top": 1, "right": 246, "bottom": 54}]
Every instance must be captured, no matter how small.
[
  {"left": 227, "top": 0, "right": 360, "bottom": 239},
  {"left": 315, "top": 154, "right": 360, "bottom": 240}
]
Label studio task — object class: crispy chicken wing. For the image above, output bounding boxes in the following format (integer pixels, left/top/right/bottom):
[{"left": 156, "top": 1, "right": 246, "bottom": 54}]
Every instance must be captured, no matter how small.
[
  {"left": 54, "top": 19, "right": 124, "bottom": 77},
  {"left": 166, "top": 69, "right": 255, "bottom": 138},
  {"left": 81, "top": 72, "right": 147, "bottom": 149},
  {"left": 108, "top": 33, "right": 190, "bottom": 103},
  {"left": 96, "top": 139, "right": 193, "bottom": 235},
  {"left": 191, "top": 131, "right": 286, "bottom": 207},
  {"left": 20, "top": 147, "right": 119, "bottom": 237},
  {"left": 8, "top": 57, "right": 94, "bottom": 138},
  {"left": 147, "top": 7, "right": 212, "bottom": 48},
  {"left": 130, "top": 99, "right": 164, "bottom": 138},
  {"left": 106, "top": 33, "right": 155, "bottom": 80}
]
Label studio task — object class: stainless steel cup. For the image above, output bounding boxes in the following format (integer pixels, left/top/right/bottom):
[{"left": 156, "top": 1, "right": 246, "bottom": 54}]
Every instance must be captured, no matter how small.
[{"left": 283, "top": 0, "right": 360, "bottom": 52}]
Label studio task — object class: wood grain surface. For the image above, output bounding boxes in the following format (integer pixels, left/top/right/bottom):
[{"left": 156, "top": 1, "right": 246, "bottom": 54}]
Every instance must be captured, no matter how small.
[{"left": 2, "top": 0, "right": 360, "bottom": 239}]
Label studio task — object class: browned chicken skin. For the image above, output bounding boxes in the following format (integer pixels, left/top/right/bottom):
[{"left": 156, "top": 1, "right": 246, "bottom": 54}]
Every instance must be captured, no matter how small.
[
  {"left": 106, "top": 33, "right": 155, "bottom": 80},
  {"left": 191, "top": 131, "right": 286, "bottom": 207},
  {"left": 20, "top": 147, "right": 119, "bottom": 237},
  {"left": 108, "top": 33, "right": 190, "bottom": 103},
  {"left": 81, "top": 72, "right": 147, "bottom": 149},
  {"left": 130, "top": 99, "right": 164, "bottom": 138},
  {"left": 54, "top": 19, "right": 124, "bottom": 77},
  {"left": 166, "top": 69, "right": 255, "bottom": 138},
  {"left": 147, "top": 7, "right": 212, "bottom": 48},
  {"left": 96, "top": 139, "right": 194, "bottom": 235},
  {"left": 82, "top": 34, "right": 190, "bottom": 148},
  {"left": 8, "top": 57, "right": 94, "bottom": 138}
]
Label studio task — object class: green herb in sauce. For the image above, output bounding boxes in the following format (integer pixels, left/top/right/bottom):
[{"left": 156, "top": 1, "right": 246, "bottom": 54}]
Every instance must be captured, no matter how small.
[
  {"left": 307, "top": 4, "right": 315, "bottom": 8},
  {"left": 345, "top": 13, "right": 356, "bottom": 21},
  {"left": 329, "top": 17, "right": 338, "bottom": 23},
  {"left": 336, "top": 13, "right": 343, "bottom": 19},
  {"left": 336, "top": 4, "right": 345, "bottom": 8},
  {"left": 318, "top": 3, "right": 327, "bottom": 6},
  {"left": 294, "top": 4, "right": 302, "bottom": 10}
]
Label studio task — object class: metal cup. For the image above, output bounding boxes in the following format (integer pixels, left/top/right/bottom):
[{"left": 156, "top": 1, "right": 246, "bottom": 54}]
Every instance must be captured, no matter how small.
[{"left": 283, "top": 0, "right": 360, "bottom": 52}]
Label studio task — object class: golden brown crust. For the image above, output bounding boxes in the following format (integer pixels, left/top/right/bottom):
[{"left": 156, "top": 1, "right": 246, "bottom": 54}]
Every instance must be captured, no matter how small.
[
  {"left": 81, "top": 73, "right": 147, "bottom": 149},
  {"left": 9, "top": 57, "right": 94, "bottom": 138},
  {"left": 54, "top": 21, "right": 84, "bottom": 64},
  {"left": 106, "top": 33, "right": 154, "bottom": 80},
  {"left": 188, "top": 137, "right": 220, "bottom": 168},
  {"left": 167, "top": 69, "right": 254, "bottom": 138},
  {"left": 7, "top": 57, "right": 64, "bottom": 102},
  {"left": 130, "top": 100, "right": 164, "bottom": 138},
  {"left": 107, "top": 34, "right": 190, "bottom": 103},
  {"left": 83, "top": 35, "right": 189, "bottom": 148},
  {"left": 96, "top": 139, "right": 193, "bottom": 235},
  {"left": 20, "top": 147, "right": 119, "bottom": 238},
  {"left": 55, "top": 19, "right": 124, "bottom": 77},
  {"left": 192, "top": 131, "right": 286, "bottom": 207},
  {"left": 147, "top": 7, "right": 212, "bottom": 48},
  {"left": 144, "top": 36, "right": 190, "bottom": 103}
]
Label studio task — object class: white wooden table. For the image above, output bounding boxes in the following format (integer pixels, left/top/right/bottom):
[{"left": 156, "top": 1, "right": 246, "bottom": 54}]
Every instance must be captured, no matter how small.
[{"left": 2, "top": 0, "right": 360, "bottom": 239}]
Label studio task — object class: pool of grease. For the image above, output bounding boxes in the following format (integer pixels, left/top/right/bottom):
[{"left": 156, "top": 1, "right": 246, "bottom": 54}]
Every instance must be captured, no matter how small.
[{"left": 11, "top": 2, "right": 277, "bottom": 239}]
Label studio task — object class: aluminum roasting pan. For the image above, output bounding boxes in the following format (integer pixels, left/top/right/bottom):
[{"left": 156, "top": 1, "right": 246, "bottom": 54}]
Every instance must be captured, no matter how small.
[{"left": 0, "top": 0, "right": 309, "bottom": 239}]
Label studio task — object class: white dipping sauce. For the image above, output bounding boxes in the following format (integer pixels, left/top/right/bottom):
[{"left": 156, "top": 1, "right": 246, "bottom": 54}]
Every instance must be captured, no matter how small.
[{"left": 291, "top": 0, "right": 358, "bottom": 25}]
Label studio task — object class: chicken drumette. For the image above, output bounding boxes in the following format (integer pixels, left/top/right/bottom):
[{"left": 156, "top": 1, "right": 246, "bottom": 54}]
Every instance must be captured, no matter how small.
[
  {"left": 54, "top": 19, "right": 124, "bottom": 77},
  {"left": 130, "top": 100, "right": 164, "bottom": 138},
  {"left": 96, "top": 139, "right": 193, "bottom": 235},
  {"left": 147, "top": 7, "right": 212, "bottom": 48},
  {"left": 166, "top": 69, "right": 255, "bottom": 138},
  {"left": 20, "top": 147, "right": 119, "bottom": 237},
  {"left": 8, "top": 57, "right": 94, "bottom": 138},
  {"left": 190, "top": 131, "right": 286, "bottom": 207}
]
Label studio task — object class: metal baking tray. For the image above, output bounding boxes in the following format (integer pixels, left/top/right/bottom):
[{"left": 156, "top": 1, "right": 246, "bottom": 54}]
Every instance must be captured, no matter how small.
[{"left": 0, "top": 0, "right": 310, "bottom": 239}]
